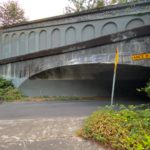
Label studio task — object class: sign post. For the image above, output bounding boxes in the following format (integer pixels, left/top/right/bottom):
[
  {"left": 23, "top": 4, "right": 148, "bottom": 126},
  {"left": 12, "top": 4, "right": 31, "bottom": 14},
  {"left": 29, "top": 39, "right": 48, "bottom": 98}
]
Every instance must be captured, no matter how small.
[{"left": 111, "top": 48, "right": 119, "bottom": 106}]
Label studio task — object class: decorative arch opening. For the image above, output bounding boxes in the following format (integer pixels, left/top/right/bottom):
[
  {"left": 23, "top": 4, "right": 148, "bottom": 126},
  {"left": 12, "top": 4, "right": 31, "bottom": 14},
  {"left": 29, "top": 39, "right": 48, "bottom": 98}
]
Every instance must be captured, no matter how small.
[
  {"left": 11, "top": 33, "right": 18, "bottom": 56},
  {"left": 39, "top": 30, "right": 47, "bottom": 50},
  {"left": 19, "top": 32, "right": 26, "bottom": 55},
  {"left": 28, "top": 31, "right": 36, "bottom": 52},
  {"left": 101, "top": 22, "right": 118, "bottom": 36},
  {"left": 82, "top": 24, "right": 95, "bottom": 41},
  {"left": 3, "top": 34, "right": 9, "bottom": 58},
  {"left": 126, "top": 18, "right": 144, "bottom": 30},
  {"left": 65, "top": 26, "right": 76, "bottom": 45},
  {"left": 51, "top": 28, "right": 61, "bottom": 48}
]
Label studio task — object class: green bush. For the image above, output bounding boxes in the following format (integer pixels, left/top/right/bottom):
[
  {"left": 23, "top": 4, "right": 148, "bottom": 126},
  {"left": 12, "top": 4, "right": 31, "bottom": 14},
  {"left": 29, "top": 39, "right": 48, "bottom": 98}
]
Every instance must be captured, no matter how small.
[
  {"left": 138, "top": 79, "right": 150, "bottom": 98},
  {"left": 78, "top": 105, "right": 150, "bottom": 150},
  {"left": 0, "top": 76, "right": 23, "bottom": 101},
  {"left": 0, "top": 76, "right": 14, "bottom": 89}
]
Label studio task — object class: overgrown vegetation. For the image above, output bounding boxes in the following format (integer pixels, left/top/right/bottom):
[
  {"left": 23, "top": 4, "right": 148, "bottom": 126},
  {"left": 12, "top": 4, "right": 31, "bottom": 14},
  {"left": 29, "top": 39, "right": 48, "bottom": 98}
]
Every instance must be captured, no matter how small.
[
  {"left": 22, "top": 96, "right": 104, "bottom": 102},
  {"left": 0, "top": 76, "right": 23, "bottom": 102},
  {"left": 0, "top": 0, "right": 27, "bottom": 26},
  {"left": 138, "top": 79, "right": 150, "bottom": 98},
  {"left": 65, "top": 0, "right": 139, "bottom": 13},
  {"left": 77, "top": 104, "right": 150, "bottom": 150}
]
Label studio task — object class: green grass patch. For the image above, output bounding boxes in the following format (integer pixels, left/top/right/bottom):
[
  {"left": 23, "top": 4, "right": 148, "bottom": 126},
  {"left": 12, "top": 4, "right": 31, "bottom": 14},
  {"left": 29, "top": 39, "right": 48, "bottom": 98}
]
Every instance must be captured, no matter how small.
[
  {"left": 77, "top": 104, "right": 150, "bottom": 150},
  {"left": 21, "top": 96, "right": 104, "bottom": 102}
]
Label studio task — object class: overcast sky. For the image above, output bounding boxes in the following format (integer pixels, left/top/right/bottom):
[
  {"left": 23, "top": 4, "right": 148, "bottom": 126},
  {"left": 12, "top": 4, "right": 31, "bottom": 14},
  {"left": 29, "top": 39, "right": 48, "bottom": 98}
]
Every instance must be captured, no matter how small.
[{"left": 0, "top": 0, "right": 69, "bottom": 20}]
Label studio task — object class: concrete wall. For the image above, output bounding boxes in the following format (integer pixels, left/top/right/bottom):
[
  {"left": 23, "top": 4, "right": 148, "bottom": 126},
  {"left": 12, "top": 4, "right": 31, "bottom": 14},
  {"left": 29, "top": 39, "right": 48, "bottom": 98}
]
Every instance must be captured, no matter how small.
[
  {"left": 0, "top": 1, "right": 150, "bottom": 97},
  {"left": 0, "top": 34, "right": 150, "bottom": 88},
  {"left": 0, "top": 1, "right": 150, "bottom": 59},
  {"left": 20, "top": 80, "right": 109, "bottom": 97}
]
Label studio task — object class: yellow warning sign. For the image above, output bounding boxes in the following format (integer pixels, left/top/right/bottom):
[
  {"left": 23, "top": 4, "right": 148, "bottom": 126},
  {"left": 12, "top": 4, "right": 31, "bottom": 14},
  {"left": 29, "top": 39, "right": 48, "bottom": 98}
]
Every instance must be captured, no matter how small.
[{"left": 131, "top": 53, "right": 150, "bottom": 61}]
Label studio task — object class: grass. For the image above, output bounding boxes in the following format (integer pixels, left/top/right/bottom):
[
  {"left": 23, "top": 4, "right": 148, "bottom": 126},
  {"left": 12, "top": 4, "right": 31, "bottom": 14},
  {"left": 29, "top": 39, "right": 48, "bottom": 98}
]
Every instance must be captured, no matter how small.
[
  {"left": 77, "top": 104, "right": 150, "bottom": 150},
  {"left": 18, "top": 96, "right": 105, "bottom": 102}
]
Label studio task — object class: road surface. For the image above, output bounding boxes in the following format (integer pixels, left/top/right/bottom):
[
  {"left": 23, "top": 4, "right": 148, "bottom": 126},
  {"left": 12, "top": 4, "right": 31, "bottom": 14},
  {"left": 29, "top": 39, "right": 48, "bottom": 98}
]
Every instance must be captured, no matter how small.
[
  {"left": 0, "top": 99, "right": 148, "bottom": 120},
  {"left": 0, "top": 99, "right": 148, "bottom": 150}
]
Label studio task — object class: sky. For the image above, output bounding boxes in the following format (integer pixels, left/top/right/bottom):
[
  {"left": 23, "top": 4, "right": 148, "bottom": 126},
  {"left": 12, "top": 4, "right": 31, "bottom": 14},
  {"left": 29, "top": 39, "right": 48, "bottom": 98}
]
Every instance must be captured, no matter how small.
[{"left": 0, "top": 0, "right": 69, "bottom": 21}]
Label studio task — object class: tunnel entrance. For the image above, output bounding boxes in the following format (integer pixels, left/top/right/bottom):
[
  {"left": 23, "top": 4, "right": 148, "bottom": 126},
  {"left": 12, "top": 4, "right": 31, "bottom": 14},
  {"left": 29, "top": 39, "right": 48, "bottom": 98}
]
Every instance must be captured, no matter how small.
[{"left": 19, "top": 64, "right": 150, "bottom": 98}]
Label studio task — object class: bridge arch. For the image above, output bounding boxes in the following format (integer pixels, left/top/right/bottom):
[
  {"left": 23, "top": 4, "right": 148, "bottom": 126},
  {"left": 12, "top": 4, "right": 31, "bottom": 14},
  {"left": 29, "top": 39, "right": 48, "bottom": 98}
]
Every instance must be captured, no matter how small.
[
  {"left": 3, "top": 34, "right": 9, "bottom": 58},
  {"left": 81, "top": 24, "right": 95, "bottom": 41},
  {"left": 126, "top": 18, "right": 144, "bottom": 30},
  {"left": 19, "top": 32, "right": 26, "bottom": 55},
  {"left": 28, "top": 31, "right": 36, "bottom": 52},
  {"left": 51, "top": 28, "right": 61, "bottom": 48},
  {"left": 39, "top": 30, "right": 47, "bottom": 50},
  {"left": 19, "top": 63, "right": 113, "bottom": 96},
  {"left": 11, "top": 33, "right": 18, "bottom": 57},
  {"left": 65, "top": 26, "right": 76, "bottom": 45},
  {"left": 101, "top": 22, "right": 118, "bottom": 36},
  {"left": 19, "top": 63, "right": 150, "bottom": 97}
]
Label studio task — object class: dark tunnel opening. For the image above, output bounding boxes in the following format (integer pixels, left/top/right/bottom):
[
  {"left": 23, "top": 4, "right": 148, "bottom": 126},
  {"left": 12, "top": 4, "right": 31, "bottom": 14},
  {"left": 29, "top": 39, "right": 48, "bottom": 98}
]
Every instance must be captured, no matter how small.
[{"left": 19, "top": 64, "right": 150, "bottom": 99}]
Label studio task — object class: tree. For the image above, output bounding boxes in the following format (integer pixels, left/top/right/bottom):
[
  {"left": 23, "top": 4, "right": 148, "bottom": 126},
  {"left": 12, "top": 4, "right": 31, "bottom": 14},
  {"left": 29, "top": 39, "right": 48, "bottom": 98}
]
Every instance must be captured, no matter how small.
[
  {"left": 65, "top": 0, "right": 139, "bottom": 13},
  {"left": 0, "top": 0, "right": 27, "bottom": 26},
  {"left": 110, "top": 0, "right": 139, "bottom": 4},
  {"left": 65, "top": 0, "right": 105, "bottom": 13}
]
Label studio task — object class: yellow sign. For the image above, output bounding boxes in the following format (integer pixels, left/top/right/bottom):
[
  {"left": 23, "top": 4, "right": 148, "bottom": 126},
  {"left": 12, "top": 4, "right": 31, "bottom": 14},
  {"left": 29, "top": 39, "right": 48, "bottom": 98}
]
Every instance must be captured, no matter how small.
[
  {"left": 131, "top": 53, "right": 150, "bottom": 61},
  {"left": 114, "top": 48, "right": 119, "bottom": 71}
]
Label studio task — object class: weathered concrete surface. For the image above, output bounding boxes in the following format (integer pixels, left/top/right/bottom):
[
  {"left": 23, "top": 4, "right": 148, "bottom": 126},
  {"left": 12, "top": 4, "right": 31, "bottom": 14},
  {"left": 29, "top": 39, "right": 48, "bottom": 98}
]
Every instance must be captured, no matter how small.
[
  {"left": 0, "top": 4, "right": 150, "bottom": 97},
  {"left": 0, "top": 31, "right": 150, "bottom": 88},
  {"left": 0, "top": 118, "right": 105, "bottom": 150},
  {"left": 0, "top": 1, "right": 150, "bottom": 59}
]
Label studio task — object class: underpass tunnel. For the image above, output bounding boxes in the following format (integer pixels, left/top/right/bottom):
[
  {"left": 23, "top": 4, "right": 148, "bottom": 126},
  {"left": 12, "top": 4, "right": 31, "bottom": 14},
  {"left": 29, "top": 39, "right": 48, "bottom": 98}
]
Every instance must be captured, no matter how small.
[{"left": 19, "top": 64, "right": 150, "bottom": 98}]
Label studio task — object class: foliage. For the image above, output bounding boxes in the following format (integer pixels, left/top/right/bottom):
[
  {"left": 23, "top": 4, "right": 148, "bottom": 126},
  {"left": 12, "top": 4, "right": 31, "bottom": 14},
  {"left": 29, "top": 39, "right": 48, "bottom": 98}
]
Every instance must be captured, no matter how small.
[
  {"left": 138, "top": 79, "right": 150, "bottom": 98},
  {"left": 78, "top": 104, "right": 150, "bottom": 150},
  {"left": 65, "top": 0, "right": 139, "bottom": 13},
  {"left": 23, "top": 96, "right": 103, "bottom": 102},
  {"left": 0, "top": 0, "right": 27, "bottom": 26},
  {"left": 0, "top": 76, "right": 14, "bottom": 89},
  {"left": 0, "top": 76, "right": 23, "bottom": 101},
  {"left": 65, "top": 0, "right": 104, "bottom": 13},
  {"left": 110, "top": 0, "right": 139, "bottom": 5}
]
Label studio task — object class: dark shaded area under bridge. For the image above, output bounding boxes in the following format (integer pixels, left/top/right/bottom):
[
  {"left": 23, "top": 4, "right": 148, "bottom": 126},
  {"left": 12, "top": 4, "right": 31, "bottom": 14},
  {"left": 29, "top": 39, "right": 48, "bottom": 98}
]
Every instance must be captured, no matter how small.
[{"left": 19, "top": 64, "right": 150, "bottom": 99}]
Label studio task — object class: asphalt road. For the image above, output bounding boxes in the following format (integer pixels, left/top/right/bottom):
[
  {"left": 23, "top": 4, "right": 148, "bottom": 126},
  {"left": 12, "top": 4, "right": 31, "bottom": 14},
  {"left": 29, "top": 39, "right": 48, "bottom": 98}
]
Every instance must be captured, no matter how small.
[
  {"left": 0, "top": 99, "right": 149, "bottom": 150},
  {"left": 0, "top": 99, "right": 148, "bottom": 120}
]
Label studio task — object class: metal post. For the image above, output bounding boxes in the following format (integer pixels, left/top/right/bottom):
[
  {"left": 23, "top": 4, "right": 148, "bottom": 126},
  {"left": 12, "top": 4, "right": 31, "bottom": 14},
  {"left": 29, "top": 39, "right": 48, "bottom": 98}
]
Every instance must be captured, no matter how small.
[{"left": 111, "top": 68, "right": 117, "bottom": 105}]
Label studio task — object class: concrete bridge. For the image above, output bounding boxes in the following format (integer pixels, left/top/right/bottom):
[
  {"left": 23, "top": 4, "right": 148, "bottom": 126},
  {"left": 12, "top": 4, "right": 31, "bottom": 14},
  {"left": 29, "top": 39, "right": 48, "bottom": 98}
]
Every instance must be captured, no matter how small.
[{"left": 0, "top": 1, "right": 150, "bottom": 97}]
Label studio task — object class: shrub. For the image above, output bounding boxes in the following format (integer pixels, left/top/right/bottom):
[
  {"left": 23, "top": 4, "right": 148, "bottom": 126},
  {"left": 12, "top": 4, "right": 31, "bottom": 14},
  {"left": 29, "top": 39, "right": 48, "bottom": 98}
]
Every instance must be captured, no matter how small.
[
  {"left": 138, "top": 79, "right": 150, "bottom": 98},
  {"left": 0, "top": 76, "right": 23, "bottom": 101},
  {"left": 0, "top": 76, "right": 14, "bottom": 89},
  {"left": 78, "top": 105, "right": 150, "bottom": 150}
]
